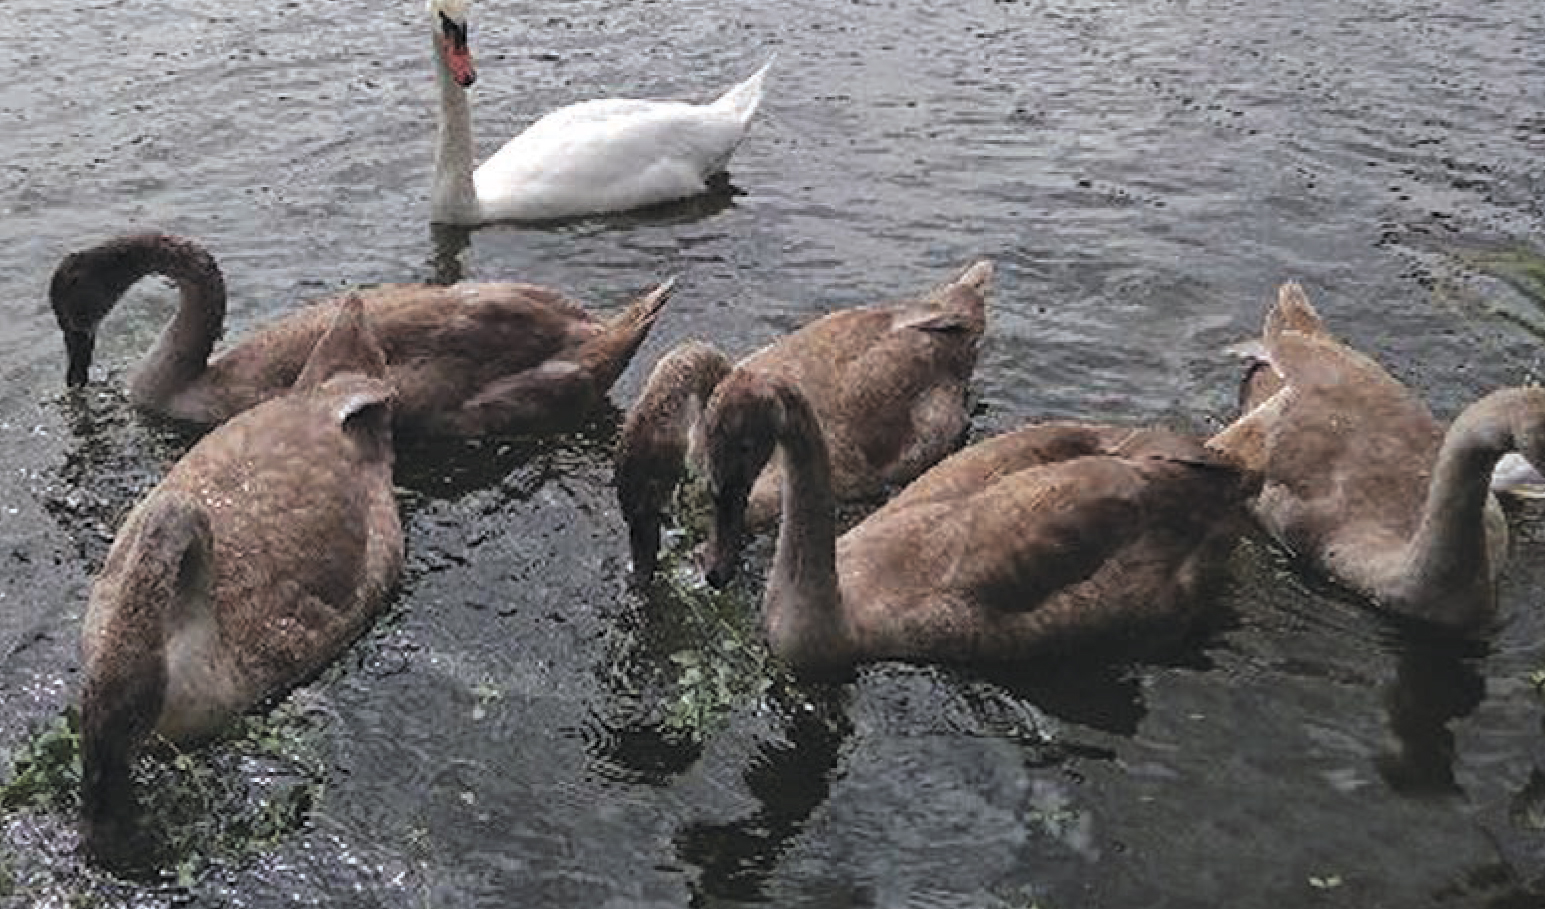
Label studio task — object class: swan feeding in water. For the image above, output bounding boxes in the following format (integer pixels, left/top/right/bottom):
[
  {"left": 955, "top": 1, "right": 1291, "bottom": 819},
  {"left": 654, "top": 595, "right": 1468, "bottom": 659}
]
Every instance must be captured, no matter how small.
[
  {"left": 79, "top": 296, "right": 402, "bottom": 847},
  {"left": 50, "top": 232, "right": 673, "bottom": 437},
  {"left": 615, "top": 261, "right": 991, "bottom": 584}
]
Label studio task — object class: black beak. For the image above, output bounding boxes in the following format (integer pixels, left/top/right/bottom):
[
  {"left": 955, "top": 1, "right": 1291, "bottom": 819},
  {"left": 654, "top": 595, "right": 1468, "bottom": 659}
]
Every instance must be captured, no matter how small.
[
  {"left": 626, "top": 513, "right": 662, "bottom": 589},
  {"left": 64, "top": 328, "right": 95, "bottom": 387},
  {"left": 703, "top": 487, "right": 748, "bottom": 588},
  {"left": 439, "top": 11, "right": 469, "bottom": 51}
]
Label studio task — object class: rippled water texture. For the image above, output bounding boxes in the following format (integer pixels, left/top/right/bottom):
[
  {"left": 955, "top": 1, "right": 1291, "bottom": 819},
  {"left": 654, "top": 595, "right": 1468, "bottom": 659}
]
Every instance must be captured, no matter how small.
[{"left": 3, "top": 0, "right": 1545, "bottom": 905}]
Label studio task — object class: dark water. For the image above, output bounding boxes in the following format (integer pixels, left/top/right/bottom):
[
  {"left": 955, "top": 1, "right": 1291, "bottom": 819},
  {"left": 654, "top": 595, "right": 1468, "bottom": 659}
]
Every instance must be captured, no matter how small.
[{"left": 4, "top": 0, "right": 1545, "bottom": 905}]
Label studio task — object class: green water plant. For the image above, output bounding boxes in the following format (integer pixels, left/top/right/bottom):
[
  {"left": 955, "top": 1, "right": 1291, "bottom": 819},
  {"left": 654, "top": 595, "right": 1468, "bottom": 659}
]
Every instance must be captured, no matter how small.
[
  {"left": 1, "top": 708, "right": 83, "bottom": 813},
  {"left": 658, "top": 577, "right": 781, "bottom": 742},
  {"left": 1439, "top": 241, "right": 1545, "bottom": 347},
  {"left": 1, "top": 698, "right": 326, "bottom": 883}
]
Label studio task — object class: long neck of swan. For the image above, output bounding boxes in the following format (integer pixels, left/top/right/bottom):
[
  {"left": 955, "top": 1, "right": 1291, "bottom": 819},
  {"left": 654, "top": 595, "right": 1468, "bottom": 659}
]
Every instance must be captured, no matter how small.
[
  {"left": 80, "top": 492, "right": 212, "bottom": 818},
  {"left": 764, "top": 384, "right": 848, "bottom": 670},
  {"left": 129, "top": 239, "right": 227, "bottom": 408},
  {"left": 431, "top": 34, "right": 480, "bottom": 223},
  {"left": 1399, "top": 390, "right": 1521, "bottom": 623},
  {"left": 649, "top": 343, "right": 733, "bottom": 463},
  {"left": 615, "top": 343, "right": 733, "bottom": 579}
]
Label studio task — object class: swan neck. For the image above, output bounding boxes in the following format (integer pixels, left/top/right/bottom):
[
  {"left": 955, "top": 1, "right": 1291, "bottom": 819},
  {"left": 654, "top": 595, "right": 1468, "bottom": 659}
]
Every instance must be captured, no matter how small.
[
  {"left": 764, "top": 385, "right": 847, "bottom": 668},
  {"left": 615, "top": 343, "right": 733, "bottom": 580},
  {"left": 432, "top": 34, "right": 480, "bottom": 223},
  {"left": 647, "top": 343, "right": 732, "bottom": 432},
  {"left": 80, "top": 493, "right": 212, "bottom": 820},
  {"left": 1400, "top": 395, "right": 1514, "bottom": 621},
  {"left": 105, "top": 237, "right": 226, "bottom": 405}
]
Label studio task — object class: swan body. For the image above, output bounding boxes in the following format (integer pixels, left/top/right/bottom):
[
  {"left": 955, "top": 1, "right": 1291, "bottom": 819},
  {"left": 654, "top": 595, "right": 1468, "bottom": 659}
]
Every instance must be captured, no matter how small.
[
  {"left": 50, "top": 233, "right": 672, "bottom": 437},
  {"left": 697, "top": 372, "right": 1257, "bottom": 675},
  {"left": 1208, "top": 282, "right": 1545, "bottom": 627},
  {"left": 428, "top": 0, "right": 770, "bottom": 223},
  {"left": 80, "top": 296, "right": 402, "bottom": 840},
  {"left": 615, "top": 261, "right": 991, "bottom": 583}
]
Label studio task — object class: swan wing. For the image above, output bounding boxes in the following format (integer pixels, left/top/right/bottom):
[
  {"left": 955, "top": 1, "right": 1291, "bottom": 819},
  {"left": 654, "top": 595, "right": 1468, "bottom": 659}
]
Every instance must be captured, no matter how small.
[
  {"left": 836, "top": 447, "right": 1242, "bottom": 658},
  {"left": 474, "top": 97, "right": 753, "bottom": 220}
]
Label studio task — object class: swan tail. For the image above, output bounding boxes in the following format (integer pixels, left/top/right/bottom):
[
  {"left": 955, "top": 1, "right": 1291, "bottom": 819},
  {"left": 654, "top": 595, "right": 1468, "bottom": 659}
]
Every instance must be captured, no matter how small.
[
  {"left": 711, "top": 55, "right": 775, "bottom": 125},
  {"left": 580, "top": 277, "right": 678, "bottom": 392},
  {"left": 921, "top": 259, "right": 992, "bottom": 333},
  {"left": 294, "top": 293, "right": 388, "bottom": 392},
  {"left": 1265, "top": 281, "right": 1329, "bottom": 342}
]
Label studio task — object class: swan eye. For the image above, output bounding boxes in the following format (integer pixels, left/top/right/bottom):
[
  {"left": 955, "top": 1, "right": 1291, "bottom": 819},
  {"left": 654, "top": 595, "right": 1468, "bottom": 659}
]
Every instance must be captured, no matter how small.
[{"left": 439, "top": 11, "right": 469, "bottom": 49}]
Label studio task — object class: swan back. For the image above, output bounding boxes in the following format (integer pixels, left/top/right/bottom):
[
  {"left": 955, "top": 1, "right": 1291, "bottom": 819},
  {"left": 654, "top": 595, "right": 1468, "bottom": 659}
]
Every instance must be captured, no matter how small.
[
  {"left": 711, "top": 261, "right": 990, "bottom": 568},
  {"left": 824, "top": 424, "right": 1257, "bottom": 666},
  {"left": 430, "top": 0, "right": 774, "bottom": 227}
]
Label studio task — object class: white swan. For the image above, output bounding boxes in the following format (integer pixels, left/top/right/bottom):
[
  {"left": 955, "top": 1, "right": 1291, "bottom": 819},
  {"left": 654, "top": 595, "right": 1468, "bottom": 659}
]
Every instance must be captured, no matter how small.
[{"left": 427, "top": 0, "right": 771, "bottom": 224}]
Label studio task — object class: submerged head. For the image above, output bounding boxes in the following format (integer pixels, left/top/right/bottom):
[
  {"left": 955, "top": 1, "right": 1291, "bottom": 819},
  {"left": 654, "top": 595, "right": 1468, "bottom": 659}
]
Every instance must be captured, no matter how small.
[
  {"left": 614, "top": 341, "right": 734, "bottom": 586},
  {"left": 701, "top": 371, "right": 785, "bottom": 587},
  {"left": 427, "top": 0, "right": 476, "bottom": 87},
  {"left": 50, "top": 241, "right": 153, "bottom": 388}
]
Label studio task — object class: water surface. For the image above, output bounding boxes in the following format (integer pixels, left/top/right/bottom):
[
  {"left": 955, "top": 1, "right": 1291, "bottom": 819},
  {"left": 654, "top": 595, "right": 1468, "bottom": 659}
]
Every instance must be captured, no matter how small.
[{"left": 3, "top": 0, "right": 1545, "bottom": 906}]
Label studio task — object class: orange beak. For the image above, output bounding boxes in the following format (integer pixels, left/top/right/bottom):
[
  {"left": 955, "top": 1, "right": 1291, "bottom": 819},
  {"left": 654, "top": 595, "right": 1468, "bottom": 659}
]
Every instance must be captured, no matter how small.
[{"left": 440, "top": 34, "right": 477, "bottom": 87}]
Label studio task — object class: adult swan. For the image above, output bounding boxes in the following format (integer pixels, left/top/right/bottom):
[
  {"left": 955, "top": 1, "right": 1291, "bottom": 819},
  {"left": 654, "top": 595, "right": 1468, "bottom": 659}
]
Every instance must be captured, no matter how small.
[{"left": 428, "top": 0, "right": 772, "bottom": 224}]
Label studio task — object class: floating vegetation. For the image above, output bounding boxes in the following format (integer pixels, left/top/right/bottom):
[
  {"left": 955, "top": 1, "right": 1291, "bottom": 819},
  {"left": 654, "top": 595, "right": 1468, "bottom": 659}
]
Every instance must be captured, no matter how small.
[
  {"left": 1435, "top": 240, "right": 1545, "bottom": 352},
  {"left": 0, "top": 708, "right": 82, "bottom": 814},
  {"left": 655, "top": 573, "right": 784, "bottom": 743},
  {"left": 1, "top": 697, "right": 329, "bottom": 885},
  {"left": 1462, "top": 244, "right": 1545, "bottom": 308}
]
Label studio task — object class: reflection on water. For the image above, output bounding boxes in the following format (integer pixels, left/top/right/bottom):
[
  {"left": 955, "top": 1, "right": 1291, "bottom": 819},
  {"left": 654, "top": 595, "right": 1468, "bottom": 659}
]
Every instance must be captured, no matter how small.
[
  {"left": 675, "top": 690, "right": 853, "bottom": 905},
  {"left": 428, "top": 223, "right": 473, "bottom": 286},
  {"left": 1377, "top": 626, "right": 1488, "bottom": 797},
  {"left": 43, "top": 385, "right": 201, "bottom": 564}
]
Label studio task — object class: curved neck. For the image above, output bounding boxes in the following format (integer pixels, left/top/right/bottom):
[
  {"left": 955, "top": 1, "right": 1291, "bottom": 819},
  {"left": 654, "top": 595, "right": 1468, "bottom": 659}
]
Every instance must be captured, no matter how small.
[
  {"left": 431, "top": 33, "right": 480, "bottom": 223},
  {"left": 645, "top": 342, "right": 733, "bottom": 459},
  {"left": 81, "top": 493, "right": 212, "bottom": 822},
  {"left": 614, "top": 342, "right": 731, "bottom": 582},
  {"left": 1399, "top": 390, "right": 1525, "bottom": 623},
  {"left": 134, "top": 241, "right": 227, "bottom": 406},
  {"left": 763, "top": 383, "right": 848, "bottom": 670},
  {"left": 55, "top": 235, "right": 227, "bottom": 404}
]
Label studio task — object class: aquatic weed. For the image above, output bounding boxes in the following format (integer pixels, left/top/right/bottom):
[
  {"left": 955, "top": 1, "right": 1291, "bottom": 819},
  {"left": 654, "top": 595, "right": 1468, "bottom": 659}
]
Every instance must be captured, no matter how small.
[{"left": 0, "top": 697, "right": 327, "bottom": 884}]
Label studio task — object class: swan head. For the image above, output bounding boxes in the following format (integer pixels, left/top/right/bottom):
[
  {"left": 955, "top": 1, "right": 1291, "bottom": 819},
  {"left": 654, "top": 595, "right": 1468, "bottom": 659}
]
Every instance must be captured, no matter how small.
[
  {"left": 50, "top": 245, "right": 135, "bottom": 387},
  {"left": 49, "top": 234, "right": 229, "bottom": 388},
  {"left": 427, "top": 0, "right": 476, "bottom": 87},
  {"left": 702, "top": 372, "right": 784, "bottom": 587},
  {"left": 614, "top": 441, "right": 680, "bottom": 587}
]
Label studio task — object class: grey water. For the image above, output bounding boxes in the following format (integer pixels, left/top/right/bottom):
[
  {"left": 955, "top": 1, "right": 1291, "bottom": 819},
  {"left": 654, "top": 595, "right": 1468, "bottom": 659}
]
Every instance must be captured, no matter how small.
[{"left": 3, "top": 0, "right": 1545, "bottom": 905}]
